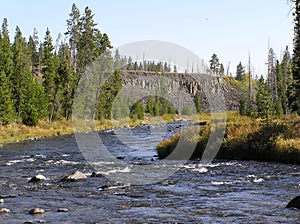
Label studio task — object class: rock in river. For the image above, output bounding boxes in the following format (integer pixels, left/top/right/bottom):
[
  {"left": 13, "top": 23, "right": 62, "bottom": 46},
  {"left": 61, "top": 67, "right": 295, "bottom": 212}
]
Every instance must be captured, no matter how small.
[
  {"left": 57, "top": 208, "right": 69, "bottom": 212},
  {"left": 286, "top": 196, "right": 300, "bottom": 209},
  {"left": 61, "top": 171, "right": 87, "bottom": 182},
  {"left": 29, "top": 174, "right": 47, "bottom": 183},
  {"left": 28, "top": 208, "right": 45, "bottom": 215},
  {"left": 0, "top": 208, "right": 10, "bottom": 213},
  {"left": 91, "top": 172, "right": 104, "bottom": 178}
]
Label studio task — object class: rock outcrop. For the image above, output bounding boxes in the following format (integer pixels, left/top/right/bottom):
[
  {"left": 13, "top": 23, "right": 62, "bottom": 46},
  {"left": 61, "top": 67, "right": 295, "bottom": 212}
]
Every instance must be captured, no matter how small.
[{"left": 121, "top": 71, "right": 244, "bottom": 113}]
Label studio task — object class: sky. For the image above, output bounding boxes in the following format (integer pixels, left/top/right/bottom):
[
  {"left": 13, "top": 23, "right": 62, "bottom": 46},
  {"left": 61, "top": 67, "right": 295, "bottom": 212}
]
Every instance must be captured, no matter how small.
[{"left": 0, "top": 0, "right": 294, "bottom": 77}]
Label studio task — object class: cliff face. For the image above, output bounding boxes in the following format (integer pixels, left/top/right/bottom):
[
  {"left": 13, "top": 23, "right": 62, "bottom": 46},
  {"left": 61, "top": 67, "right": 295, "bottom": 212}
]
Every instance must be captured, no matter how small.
[{"left": 121, "top": 70, "right": 243, "bottom": 113}]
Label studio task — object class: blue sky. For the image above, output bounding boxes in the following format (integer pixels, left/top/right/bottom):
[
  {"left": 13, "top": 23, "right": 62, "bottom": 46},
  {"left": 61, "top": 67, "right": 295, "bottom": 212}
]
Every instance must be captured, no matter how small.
[{"left": 0, "top": 0, "right": 294, "bottom": 76}]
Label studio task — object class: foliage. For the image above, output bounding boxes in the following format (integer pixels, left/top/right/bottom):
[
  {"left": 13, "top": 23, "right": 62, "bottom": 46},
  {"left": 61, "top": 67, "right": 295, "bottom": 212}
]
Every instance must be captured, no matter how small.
[
  {"left": 290, "top": 0, "right": 300, "bottom": 114},
  {"left": 157, "top": 112, "right": 300, "bottom": 164},
  {"left": 235, "top": 62, "right": 245, "bottom": 81}
]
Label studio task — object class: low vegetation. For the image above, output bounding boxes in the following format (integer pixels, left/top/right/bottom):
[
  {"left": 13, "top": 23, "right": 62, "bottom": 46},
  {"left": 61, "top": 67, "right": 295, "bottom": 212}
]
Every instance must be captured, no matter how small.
[{"left": 157, "top": 112, "right": 300, "bottom": 164}]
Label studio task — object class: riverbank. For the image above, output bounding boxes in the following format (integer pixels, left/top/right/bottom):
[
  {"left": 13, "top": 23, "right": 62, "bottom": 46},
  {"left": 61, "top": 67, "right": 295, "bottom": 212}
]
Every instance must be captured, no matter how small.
[
  {"left": 0, "top": 114, "right": 179, "bottom": 146},
  {"left": 157, "top": 112, "right": 300, "bottom": 164}
]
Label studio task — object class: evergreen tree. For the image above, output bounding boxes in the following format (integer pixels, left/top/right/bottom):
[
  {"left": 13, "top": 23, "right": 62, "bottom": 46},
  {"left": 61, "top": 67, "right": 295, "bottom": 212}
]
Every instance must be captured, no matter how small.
[
  {"left": 290, "top": 0, "right": 300, "bottom": 114},
  {"left": 256, "top": 76, "right": 274, "bottom": 119},
  {"left": 146, "top": 97, "right": 154, "bottom": 116},
  {"left": 219, "top": 63, "right": 225, "bottom": 76},
  {"left": 236, "top": 62, "right": 245, "bottom": 81},
  {"left": 42, "top": 28, "right": 57, "bottom": 122},
  {"left": 239, "top": 95, "right": 247, "bottom": 116},
  {"left": 21, "top": 74, "right": 40, "bottom": 126},
  {"left": 0, "top": 19, "right": 13, "bottom": 81},
  {"left": 28, "top": 28, "right": 39, "bottom": 72},
  {"left": 65, "top": 3, "right": 81, "bottom": 73},
  {"left": 77, "top": 7, "right": 111, "bottom": 73},
  {"left": 57, "top": 43, "right": 75, "bottom": 120},
  {"left": 11, "top": 26, "right": 32, "bottom": 118},
  {"left": 131, "top": 101, "right": 144, "bottom": 120},
  {"left": 209, "top": 53, "right": 220, "bottom": 74},
  {"left": 194, "top": 93, "right": 202, "bottom": 114},
  {"left": 0, "top": 71, "right": 15, "bottom": 124}
]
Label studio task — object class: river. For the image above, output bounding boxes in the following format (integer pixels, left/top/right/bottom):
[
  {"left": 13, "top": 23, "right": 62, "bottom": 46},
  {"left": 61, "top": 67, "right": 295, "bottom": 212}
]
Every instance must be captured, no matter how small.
[{"left": 0, "top": 122, "right": 300, "bottom": 223}]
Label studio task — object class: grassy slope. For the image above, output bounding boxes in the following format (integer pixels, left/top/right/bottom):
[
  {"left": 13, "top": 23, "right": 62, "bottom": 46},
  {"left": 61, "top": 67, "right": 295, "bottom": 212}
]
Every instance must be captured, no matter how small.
[{"left": 157, "top": 112, "right": 300, "bottom": 164}]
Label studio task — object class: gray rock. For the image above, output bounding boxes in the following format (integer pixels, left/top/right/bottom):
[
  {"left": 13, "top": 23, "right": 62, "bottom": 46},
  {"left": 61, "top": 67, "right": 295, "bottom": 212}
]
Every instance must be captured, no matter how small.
[
  {"left": 0, "top": 208, "right": 10, "bottom": 213},
  {"left": 28, "top": 208, "right": 45, "bottom": 215},
  {"left": 91, "top": 172, "right": 104, "bottom": 178},
  {"left": 286, "top": 196, "right": 300, "bottom": 209},
  {"left": 57, "top": 208, "right": 69, "bottom": 212},
  {"left": 61, "top": 171, "right": 87, "bottom": 182},
  {"left": 29, "top": 174, "right": 47, "bottom": 183}
]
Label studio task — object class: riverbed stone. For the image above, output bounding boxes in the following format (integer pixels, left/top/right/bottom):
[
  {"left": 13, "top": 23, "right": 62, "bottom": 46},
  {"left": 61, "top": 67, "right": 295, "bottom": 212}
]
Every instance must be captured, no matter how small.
[
  {"left": 57, "top": 208, "right": 69, "bottom": 212},
  {"left": 0, "top": 208, "right": 10, "bottom": 213},
  {"left": 29, "top": 174, "right": 47, "bottom": 183},
  {"left": 286, "top": 196, "right": 300, "bottom": 209},
  {"left": 0, "top": 199, "right": 3, "bottom": 203},
  {"left": 91, "top": 172, "right": 104, "bottom": 177},
  {"left": 61, "top": 171, "right": 87, "bottom": 182},
  {"left": 28, "top": 208, "right": 45, "bottom": 215}
]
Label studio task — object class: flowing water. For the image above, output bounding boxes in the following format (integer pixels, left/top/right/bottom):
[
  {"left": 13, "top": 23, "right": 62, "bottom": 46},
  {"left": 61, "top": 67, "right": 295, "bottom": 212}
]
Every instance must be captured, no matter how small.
[{"left": 0, "top": 123, "right": 300, "bottom": 223}]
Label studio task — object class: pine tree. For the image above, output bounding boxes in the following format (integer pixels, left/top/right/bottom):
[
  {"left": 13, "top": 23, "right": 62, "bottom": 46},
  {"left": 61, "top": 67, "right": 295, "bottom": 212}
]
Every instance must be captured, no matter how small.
[
  {"left": 194, "top": 93, "right": 202, "bottom": 114},
  {"left": 131, "top": 101, "right": 144, "bottom": 120},
  {"left": 42, "top": 28, "right": 57, "bottom": 122},
  {"left": 146, "top": 97, "right": 154, "bottom": 116},
  {"left": 219, "top": 63, "right": 225, "bottom": 76},
  {"left": 256, "top": 76, "right": 274, "bottom": 119},
  {"left": 0, "top": 19, "right": 13, "bottom": 81},
  {"left": 77, "top": 6, "right": 102, "bottom": 73},
  {"left": 21, "top": 73, "right": 39, "bottom": 126},
  {"left": 65, "top": 3, "right": 81, "bottom": 73},
  {"left": 11, "top": 26, "right": 32, "bottom": 118},
  {"left": 57, "top": 43, "right": 75, "bottom": 120},
  {"left": 290, "top": 0, "right": 300, "bottom": 114},
  {"left": 239, "top": 95, "right": 247, "bottom": 116},
  {"left": 209, "top": 53, "right": 220, "bottom": 74},
  {"left": 0, "top": 71, "right": 15, "bottom": 124},
  {"left": 28, "top": 28, "right": 39, "bottom": 72},
  {"left": 236, "top": 62, "right": 245, "bottom": 81}
]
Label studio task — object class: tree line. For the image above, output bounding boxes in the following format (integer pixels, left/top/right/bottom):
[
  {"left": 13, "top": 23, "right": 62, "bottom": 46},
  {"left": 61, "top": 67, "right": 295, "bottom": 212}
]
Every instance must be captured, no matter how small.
[
  {"left": 0, "top": 3, "right": 299, "bottom": 127},
  {"left": 0, "top": 4, "right": 113, "bottom": 125}
]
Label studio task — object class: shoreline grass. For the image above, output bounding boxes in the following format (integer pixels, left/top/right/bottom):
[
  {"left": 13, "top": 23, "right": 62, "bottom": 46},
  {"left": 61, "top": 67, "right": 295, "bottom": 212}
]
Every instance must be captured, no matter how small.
[
  {"left": 0, "top": 113, "right": 180, "bottom": 147},
  {"left": 157, "top": 112, "right": 300, "bottom": 164}
]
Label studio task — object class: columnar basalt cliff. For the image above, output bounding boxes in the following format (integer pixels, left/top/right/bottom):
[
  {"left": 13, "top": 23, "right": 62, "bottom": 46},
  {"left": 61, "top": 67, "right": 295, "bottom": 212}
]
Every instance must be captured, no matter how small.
[{"left": 121, "top": 70, "right": 243, "bottom": 113}]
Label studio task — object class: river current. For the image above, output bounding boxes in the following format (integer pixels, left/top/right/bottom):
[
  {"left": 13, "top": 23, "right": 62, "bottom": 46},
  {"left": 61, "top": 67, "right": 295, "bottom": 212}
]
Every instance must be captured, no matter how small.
[{"left": 0, "top": 122, "right": 300, "bottom": 223}]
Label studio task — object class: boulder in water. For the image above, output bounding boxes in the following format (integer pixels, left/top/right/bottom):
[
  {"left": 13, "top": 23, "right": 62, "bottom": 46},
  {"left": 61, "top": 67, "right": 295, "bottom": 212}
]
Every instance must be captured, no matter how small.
[
  {"left": 91, "top": 172, "right": 104, "bottom": 178},
  {"left": 0, "top": 199, "right": 3, "bottom": 203},
  {"left": 28, "top": 208, "right": 44, "bottom": 215},
  {"left": 0, "top": 208, "right": 10, "bottom": 213},
  {"left": 57, "top": 208, "right": 69, "bottom": 212},
  {"left": 29, "top": 174, "right": 47, "bottom": 183},
  {"left": 61, "top": 171, "right": 87, "bottom": 182},
  {"left": 286, "top": 196, "right": 300, "bottom": 209}
]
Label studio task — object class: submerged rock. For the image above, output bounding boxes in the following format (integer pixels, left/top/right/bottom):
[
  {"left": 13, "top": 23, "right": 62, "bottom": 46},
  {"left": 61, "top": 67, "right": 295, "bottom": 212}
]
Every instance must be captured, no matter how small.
[
  {"left": 61, "top": 171, "right": 87, "bottom": 182},
  {"left": 28, "top": 208, "right": 45, "bottom": 215},
  {"left": 286, "top": 196, "right": 300, "bottom": 209},
  {"left": 0, "top": 208, "right": 10, "bottom": 213},
  {"left": 91, "top": 172, "right": 104, "bottom": 178},
  {"left": 29, "top": 174, "right": 47, "bottom": 183}
]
